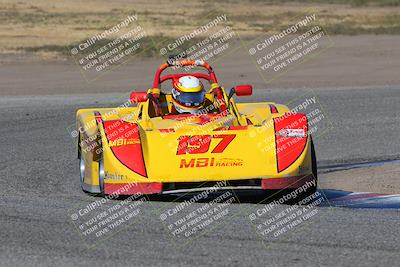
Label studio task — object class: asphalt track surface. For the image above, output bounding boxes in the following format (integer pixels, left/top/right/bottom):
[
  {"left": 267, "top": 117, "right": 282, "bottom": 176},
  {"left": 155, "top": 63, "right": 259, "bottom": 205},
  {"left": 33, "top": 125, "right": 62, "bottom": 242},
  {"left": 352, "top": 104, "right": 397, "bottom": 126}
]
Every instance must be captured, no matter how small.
[{"left": 1, "top": 86, "right": 400, "bottom": 266}]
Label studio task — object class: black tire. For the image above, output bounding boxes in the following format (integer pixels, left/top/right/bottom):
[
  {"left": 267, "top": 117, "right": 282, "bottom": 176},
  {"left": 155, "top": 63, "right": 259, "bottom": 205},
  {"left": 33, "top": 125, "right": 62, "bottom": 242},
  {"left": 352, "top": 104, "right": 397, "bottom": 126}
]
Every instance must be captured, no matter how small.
[
  {"left": 264, "top": 137, "right": 318, "bottom": 204},
  {"left": 78, "top": 134, "right": 88, "bottom": 193},
  {"left": 78, "top": 133, "right": 104, "bottom": 196},
  {"left": 310, "top": 137, "right": 318, "bottom": 191},
  {"left": 289, "top": 137, "right": 318, "bottom": 203}
]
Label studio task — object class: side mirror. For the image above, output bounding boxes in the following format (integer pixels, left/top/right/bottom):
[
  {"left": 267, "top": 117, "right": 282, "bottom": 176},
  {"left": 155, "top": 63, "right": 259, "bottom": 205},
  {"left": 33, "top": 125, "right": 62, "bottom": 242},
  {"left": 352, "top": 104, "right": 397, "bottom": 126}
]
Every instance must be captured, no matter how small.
[
  {"left": 228, "top": 85, "right": 253, "bottom": 100},
  {"left": 130, "top": 92, "right": 148, "bottom": 103}
]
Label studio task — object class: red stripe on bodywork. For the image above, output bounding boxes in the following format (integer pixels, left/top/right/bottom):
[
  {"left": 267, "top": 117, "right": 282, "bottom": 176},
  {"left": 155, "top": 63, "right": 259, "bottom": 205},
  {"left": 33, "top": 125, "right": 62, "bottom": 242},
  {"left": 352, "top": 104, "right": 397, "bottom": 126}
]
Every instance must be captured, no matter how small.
[
  {"left": 94, "top": 111, "right": 102, "bottom": 124},
  {"left": 103, "top": 120, "right": 147, "bottom": 177},
  {"left": 262, "top": 174, "right": 315, "bottom": 189},
  {"left": 104, "top": 182, "right": 162, "bottom": 195},
  {"left": 269, "top": 104, "right": 278, "bottom": 114},
  {"left": 274, "top": 113, "right": 308, "bottom": 172},
  {"left": 159, "top": 128, "right": 175, "bottom": 133},
  {"left": 229, "top": 125, "right": 248, "bottom": 130},
  {"left": 214, "top": 125, "right": 248, "bottom": 131}
]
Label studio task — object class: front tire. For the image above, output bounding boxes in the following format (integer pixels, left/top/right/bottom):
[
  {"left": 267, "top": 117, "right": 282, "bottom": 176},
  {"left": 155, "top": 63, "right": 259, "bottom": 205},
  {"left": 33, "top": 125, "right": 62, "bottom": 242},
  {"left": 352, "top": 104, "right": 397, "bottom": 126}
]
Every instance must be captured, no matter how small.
[
  {"left": 78, "top": 138, "right": 88, "bottom": 193},
  {"left": 79, "top": 155, "right": 85, "bottom": 185}
]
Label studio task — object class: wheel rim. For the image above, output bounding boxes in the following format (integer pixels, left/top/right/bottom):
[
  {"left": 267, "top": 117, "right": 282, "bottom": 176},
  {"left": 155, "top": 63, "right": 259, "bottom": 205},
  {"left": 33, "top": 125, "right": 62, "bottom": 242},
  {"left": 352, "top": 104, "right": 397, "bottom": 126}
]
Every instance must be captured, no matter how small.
[
  {"left": 99, "top": 153, "right": 105, "bottom": 193},
  {"left": 79, "top": 156, "right": 85, "bottom": 184}
]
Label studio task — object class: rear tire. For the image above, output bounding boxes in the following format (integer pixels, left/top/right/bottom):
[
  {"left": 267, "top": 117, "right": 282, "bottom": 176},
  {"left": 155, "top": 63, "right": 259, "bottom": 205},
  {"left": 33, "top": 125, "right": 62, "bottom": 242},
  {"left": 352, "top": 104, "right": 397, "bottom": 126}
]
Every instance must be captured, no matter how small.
[
  {"left": 310, "top": 137, "right": 318, "bottom": 191},
  {"left": 261, "top": 137, "right": 318, "bottom": 204},
  {"left": 290, "top": 137, "right": 317, "bottom": 203}
]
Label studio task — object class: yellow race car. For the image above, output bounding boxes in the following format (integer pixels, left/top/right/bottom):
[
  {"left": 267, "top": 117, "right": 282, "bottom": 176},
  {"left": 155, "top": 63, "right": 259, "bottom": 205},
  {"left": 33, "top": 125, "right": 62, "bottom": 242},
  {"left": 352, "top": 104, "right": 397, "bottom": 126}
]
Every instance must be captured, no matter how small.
[{"left": 77, "top": 59, "right": 317, "bottom": 197}]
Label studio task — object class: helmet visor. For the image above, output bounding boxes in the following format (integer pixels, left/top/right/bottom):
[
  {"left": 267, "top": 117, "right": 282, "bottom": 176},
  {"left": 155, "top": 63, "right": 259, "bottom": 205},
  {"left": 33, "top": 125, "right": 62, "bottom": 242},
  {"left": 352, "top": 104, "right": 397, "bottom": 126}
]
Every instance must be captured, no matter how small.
[{"left": 172, "top": 89, "right": 205, "bottom": 107}]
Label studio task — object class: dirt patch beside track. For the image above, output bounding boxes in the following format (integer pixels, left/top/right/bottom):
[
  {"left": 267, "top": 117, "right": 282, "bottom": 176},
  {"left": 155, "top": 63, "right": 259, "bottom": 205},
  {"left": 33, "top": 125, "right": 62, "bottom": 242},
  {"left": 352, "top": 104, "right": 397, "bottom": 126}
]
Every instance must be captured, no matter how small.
[{"left": 320, "top": 164, "right": 400, "bottom": 194}]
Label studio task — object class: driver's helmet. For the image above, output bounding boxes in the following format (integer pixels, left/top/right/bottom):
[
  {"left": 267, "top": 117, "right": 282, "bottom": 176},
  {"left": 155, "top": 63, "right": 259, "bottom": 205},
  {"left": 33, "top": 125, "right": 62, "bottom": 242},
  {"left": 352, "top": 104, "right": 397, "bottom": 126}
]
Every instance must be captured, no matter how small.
[{"left": 171, "top": 75, "right": 205, "bottom": 114}]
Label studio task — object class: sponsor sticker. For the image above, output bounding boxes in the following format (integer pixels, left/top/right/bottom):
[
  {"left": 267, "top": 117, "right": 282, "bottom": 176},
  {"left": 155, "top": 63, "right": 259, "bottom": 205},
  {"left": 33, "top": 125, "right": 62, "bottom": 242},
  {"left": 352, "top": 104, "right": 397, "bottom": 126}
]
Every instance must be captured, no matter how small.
[{"left": 278, "top": 129, "right": 306, "bottom": 138}]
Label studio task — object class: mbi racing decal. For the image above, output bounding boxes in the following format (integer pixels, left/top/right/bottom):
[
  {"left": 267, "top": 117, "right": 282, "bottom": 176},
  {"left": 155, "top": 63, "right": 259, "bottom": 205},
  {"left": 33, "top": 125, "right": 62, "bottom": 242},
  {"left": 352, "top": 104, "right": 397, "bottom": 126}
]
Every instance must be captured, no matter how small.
[
  {"left": 109, "top": 138, "right": 140, "bottom": 147},
  {"left": 180, "top": 157, "right": 243, "bottom": 168},
  {"left": 176, "top": 134, "right": 243, "bottom": 168}
]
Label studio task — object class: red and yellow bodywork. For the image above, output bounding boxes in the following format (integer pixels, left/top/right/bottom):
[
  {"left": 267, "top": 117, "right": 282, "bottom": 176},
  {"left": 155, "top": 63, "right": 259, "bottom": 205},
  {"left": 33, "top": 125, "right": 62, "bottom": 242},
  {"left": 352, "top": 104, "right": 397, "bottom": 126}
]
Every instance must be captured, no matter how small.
[{"left": 77, "top": 60, "right": 316, "bottom": 196}]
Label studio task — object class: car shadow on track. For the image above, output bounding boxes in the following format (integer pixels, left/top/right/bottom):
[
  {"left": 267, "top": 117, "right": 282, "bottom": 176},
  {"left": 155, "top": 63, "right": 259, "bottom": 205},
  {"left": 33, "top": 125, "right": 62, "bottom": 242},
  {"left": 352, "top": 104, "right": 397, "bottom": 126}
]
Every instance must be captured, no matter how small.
[{"left": 111, "top": 189, "right": 315, "bottom": 205}]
